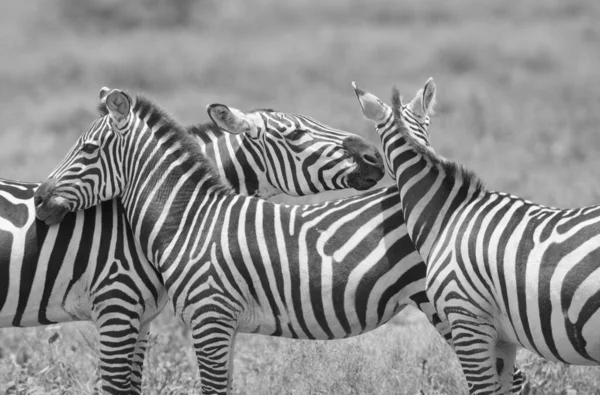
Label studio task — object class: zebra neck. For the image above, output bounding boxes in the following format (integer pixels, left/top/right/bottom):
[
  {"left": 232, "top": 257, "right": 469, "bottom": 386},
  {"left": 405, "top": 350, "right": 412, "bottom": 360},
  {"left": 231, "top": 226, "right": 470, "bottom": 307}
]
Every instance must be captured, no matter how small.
[
  {"left": 118, "top": 128, "right": 232, "bottom": 270},
  {"left": 120, "top": 171, "right": 226, "bottom": 272},
  {"left": 197, "top": 131, "right": 282, "bottom": 198},
  {"left": 390, "top": 141, "right": 482, "bottom": 261}
]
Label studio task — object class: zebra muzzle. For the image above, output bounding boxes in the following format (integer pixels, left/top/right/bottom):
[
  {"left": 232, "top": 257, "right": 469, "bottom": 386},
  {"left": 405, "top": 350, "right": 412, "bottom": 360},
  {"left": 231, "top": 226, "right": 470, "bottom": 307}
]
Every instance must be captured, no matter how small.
[{"left": 34, "top": 179, "right": 71, "bottom": 226}]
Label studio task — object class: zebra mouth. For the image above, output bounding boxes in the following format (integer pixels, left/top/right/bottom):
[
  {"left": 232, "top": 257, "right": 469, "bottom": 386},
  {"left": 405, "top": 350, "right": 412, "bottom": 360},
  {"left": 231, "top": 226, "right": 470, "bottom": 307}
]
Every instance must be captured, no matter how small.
[
  {"left": 341, "top": 135, "right": 385, "bottom": 191},
  {"left": 35, "top": 196, "right": 70, "bottom": 226},
  {"left": 34, "top": 177, "right": 70, "bottom": 226},
  {"left": 347, "top": 170, "right": 382, "bottom": 190},
  {"left": 347, "top": 158, "right": 385, "bottom": 190}
]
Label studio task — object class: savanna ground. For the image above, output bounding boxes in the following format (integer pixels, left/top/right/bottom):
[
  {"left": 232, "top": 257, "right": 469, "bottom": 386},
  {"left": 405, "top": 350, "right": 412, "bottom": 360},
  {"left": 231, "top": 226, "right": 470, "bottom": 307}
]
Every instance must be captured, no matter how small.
[{"left": 1, "top": 0, "right": 600, "bottom": 393}]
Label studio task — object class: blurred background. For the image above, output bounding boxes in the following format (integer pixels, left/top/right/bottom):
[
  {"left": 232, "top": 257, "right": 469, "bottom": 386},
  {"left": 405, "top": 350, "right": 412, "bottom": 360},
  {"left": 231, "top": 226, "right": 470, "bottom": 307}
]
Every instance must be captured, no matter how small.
[{"left": 1, "top": 0, "right": 600, "bottom": 393}]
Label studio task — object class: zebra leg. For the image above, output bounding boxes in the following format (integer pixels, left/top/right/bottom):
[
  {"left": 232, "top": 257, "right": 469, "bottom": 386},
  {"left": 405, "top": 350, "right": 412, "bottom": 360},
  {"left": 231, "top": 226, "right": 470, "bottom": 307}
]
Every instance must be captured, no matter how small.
[
  {"left": 497, "top": 341, "right": 518, "bottom": 394},
  {"left": 227, "top": 333, "right": 238, "bottom": 393},
  {"left": 429, "top": 311, "right": 524, "bottom": 394},
  {"left": 96, "top": 312, "right": 141, "bottom": 394},
  {"left": 450, "top": 322, "right": 506, "bottom": 395},
  {"left": 511, "top": 366, "right": 526, "bottom": 394},
  {"left": 191, "top": 318, "right": 237, "bottom": 395},
  {"left": 128, "top": 321, "right": 151, "bottom": 395}
]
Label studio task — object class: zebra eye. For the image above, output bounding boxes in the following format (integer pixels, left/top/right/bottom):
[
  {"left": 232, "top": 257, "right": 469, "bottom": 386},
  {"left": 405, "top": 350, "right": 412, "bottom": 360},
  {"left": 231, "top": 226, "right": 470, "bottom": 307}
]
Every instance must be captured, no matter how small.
[
  {"left": 286, "top": 130, "right": 304, "bottom": 141},
  {"left": 81, "top": 141, "right": 100, "bottom": 155}
]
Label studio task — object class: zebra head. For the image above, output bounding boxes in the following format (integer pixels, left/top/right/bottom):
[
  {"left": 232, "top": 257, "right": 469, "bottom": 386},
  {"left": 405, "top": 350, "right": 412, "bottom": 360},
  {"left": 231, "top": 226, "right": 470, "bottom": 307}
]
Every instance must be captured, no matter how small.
[
  {"left": 352, "top": 78, "right": 436, "bottom": 178},
  {"left": 206, "top": 104, "right": 385, "bottom": 195},
  {"left": 35, "top": 87, "right": 137, "bottom": 225}
]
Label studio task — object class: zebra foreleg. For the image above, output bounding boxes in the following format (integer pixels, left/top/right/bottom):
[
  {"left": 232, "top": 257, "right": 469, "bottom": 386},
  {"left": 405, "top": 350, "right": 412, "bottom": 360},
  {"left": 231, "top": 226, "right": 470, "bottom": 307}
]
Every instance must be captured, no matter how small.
[
  {"left": 96, "top": 311, "right": 141, "bottom": 394},
  {"left": 450, "top": 321, "right": 508, "bottom": 395},
  {"left": 511, "top": 367, "right": 526, "bottom": 394},
  {"left": 227, "top": 333, "right": 238, "bottom": 393},
  {"left": 191, "top": 318, "right": 237, "bottom": 395},
  {"left": 497, "top": 341, "right": 518, "bottom": 394},
  {"left": 128, "top": 321, "right": 151, "bottom": 395},
  {"left": 428, "top": 312, "right": 524, "bottom": 393}
]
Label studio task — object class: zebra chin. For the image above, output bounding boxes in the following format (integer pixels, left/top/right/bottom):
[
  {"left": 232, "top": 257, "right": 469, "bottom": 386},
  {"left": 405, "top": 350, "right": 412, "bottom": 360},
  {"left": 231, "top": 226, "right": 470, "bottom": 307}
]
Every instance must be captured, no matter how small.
[
  {"left": 346, "top": 174, "right": 378, "bottom": 190},
  {"left": 34, "top": 199, "right": 70, "bottom": 226},
  {"left": 35, "top": 205, "right": 69, "bottom": 226},
  {"left": 341, "top": 134, "right": 385, "bottom": 190},
  {"left": 34, "top": 177, "right": 71, "bottom": 225},
  {"left": 346, "top": 167, "right": 384, "bottom": 190}
]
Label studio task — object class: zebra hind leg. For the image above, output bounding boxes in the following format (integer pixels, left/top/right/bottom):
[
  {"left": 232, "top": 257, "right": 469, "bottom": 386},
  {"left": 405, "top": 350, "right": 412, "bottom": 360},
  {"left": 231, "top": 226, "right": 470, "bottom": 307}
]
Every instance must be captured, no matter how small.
[{"left": 191, "top": 318, "right": 237, "bottom": 395}]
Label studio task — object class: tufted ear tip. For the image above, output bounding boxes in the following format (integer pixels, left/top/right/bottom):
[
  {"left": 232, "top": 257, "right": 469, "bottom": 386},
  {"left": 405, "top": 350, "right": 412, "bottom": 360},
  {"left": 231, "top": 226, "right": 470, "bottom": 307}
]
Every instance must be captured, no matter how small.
[
  {"left": 353, "top": 83, "right": 387, "bottom": 122},
  {"left": 99, "top": 87, "right": 111, "bottom": 102},
  {"left": 351, "top": 81, "right": 366, "bottom": 98},
  {"left": 422, "top": 78, "right": 436, "bottom": 114}
]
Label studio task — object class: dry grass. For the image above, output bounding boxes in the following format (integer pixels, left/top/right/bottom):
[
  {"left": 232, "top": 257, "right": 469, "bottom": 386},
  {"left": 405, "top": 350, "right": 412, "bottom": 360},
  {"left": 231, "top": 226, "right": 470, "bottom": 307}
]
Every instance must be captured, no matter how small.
[{"left": 2, "top": 0, "right": 600, "bottom": 393}]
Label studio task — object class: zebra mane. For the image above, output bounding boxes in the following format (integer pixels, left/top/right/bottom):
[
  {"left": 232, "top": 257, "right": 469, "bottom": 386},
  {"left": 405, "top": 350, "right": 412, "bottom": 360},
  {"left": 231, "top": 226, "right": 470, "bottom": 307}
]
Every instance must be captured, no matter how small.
[
  {"left": 100, "top": 94, "right": 233, "bottom": 195},
  {"left": 186, "top": 121, "right": 226, "bottom": 142},
  {"left": 391, "top": 87, "right": 484, "bottom": 192},
  {"left": 97, "top": 102, "right": 109, "bottom": 117},
  {"left": 139, "top": 95, "right": 233, "bottom": 194}
]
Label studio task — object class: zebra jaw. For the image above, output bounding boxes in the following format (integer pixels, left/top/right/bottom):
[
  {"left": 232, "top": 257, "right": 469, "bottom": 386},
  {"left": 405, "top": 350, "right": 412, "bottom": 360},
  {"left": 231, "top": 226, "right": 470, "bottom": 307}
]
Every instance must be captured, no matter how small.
[{"left": 34, "top": 195, "right": 70, "bottom": 226}]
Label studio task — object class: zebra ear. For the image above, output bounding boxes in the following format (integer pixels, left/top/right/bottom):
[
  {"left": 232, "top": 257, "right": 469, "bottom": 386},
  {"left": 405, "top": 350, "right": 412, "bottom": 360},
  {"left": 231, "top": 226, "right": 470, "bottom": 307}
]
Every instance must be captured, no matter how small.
[
  {"left": 99, "top": 87, "right": 131, "bottom": 125},
  {"left": 207, "top": 104, "right": 251, "bottom": 135},
  {"left": 352, "top": 82, "right": 387, "bottom": 122},
  {"left": 409, "top": 78, "right": 436, "bottom": 118}
]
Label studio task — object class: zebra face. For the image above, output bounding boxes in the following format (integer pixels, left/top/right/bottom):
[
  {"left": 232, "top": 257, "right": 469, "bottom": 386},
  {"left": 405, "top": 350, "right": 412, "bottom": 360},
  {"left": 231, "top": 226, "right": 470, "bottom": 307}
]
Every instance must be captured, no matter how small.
[
  {"left": 352, "top": 79, "right": 436, "bottom": 178},
  {"left": 207, "top": 104, "right": 385, "bottom": 195},
  {"left": 35, "top": 88, "right": 130, "bottom": 225}
]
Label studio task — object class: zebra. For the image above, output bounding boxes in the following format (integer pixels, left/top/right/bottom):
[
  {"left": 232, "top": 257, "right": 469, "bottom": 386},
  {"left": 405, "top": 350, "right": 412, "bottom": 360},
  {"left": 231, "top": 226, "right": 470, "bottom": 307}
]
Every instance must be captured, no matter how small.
[
  {"left": 201, "top": 105, "right": 384, "bottom": 197},
  {"left": 352, "top": 78, "right": 600, "bottom": 394},
  {"left": 34, "top": 86, "right": 526, "bottom": 394},
  {"left": 0, "top": 104, "right": 382, "bottom": 395}
]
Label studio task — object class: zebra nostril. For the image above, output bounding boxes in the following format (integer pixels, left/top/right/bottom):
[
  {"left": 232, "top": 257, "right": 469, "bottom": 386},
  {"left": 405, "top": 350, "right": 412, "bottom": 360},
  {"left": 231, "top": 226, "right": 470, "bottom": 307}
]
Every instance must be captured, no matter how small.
[{"left": 362, "top": 153, "right": 379, "bottom": 166}]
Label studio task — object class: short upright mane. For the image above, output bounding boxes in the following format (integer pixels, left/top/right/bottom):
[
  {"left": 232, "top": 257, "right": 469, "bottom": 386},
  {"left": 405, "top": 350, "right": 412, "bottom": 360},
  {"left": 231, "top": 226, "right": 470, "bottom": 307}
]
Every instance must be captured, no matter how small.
[
  {"left": 187, "top": 121, "right": 225, "bottom": 141},
  {"left": 101, "top": 94, "right": 233, "bottom": 195},
  {"left": 391, "top": 87, "right": 484, "bottom": 192}
]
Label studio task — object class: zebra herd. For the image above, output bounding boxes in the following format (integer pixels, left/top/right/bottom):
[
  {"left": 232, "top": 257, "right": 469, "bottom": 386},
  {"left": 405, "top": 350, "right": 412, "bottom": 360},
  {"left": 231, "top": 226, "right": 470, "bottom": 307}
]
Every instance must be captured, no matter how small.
[{"left": 0, "top": 77, "right": 594, "bottom": 394}]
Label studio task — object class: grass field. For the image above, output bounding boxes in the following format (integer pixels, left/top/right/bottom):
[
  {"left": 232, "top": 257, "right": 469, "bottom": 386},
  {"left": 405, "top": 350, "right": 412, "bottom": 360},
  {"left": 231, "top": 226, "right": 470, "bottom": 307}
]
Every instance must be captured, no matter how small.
[{"left": 2, "top": 0, "right": 600, "bottom": 393}]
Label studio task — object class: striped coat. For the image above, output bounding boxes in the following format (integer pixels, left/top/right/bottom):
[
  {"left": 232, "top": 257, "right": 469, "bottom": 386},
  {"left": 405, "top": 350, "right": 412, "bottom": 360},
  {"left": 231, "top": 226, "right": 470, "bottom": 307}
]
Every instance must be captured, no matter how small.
[
  {"left": 353, "top": 78, "right": 599, "bottom": 394},
  {"left": 35, "top": 87, "right": 525, "bottom": 394},
  {"left": 5, "top": 102, "right": 382, "bottom": 394}
]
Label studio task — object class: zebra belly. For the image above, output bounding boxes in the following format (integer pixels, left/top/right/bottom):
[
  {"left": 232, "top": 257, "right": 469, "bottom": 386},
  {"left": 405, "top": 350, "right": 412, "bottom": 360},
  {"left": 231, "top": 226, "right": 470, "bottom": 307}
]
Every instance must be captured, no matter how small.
[
  {"left": 179, "top": 188, "right": 427, "bottom": 340},
  {"left": 0, "top": 223, "right": 92, "bottom": 327},
  {"left": 236, "top": 250, "right": 425, "bottom": 340},
  {"left": 511, "top": 290, "right": 600, "bottom": 365},
  {"left": 5, "top": 304, "right": 78, "bottom": 327}
]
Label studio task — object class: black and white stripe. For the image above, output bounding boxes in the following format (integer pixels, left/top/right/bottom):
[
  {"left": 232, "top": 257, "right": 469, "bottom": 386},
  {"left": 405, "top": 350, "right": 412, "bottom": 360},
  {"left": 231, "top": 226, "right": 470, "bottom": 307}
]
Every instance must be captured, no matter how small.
[
  {"left": 353, "top": 78, "right": 600, "bottom": 394},
  {"left": 2, "top": 102, "right": 380, "bottom": 394},
  {"left": 198, "top": 105, "right": 385, "bottom": 198},
  {"left": 0, "top": 180, "right": 165, "bottom": 395},
  {"left": 35, "top": 87, "right": 526, "bottom": 394}
]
